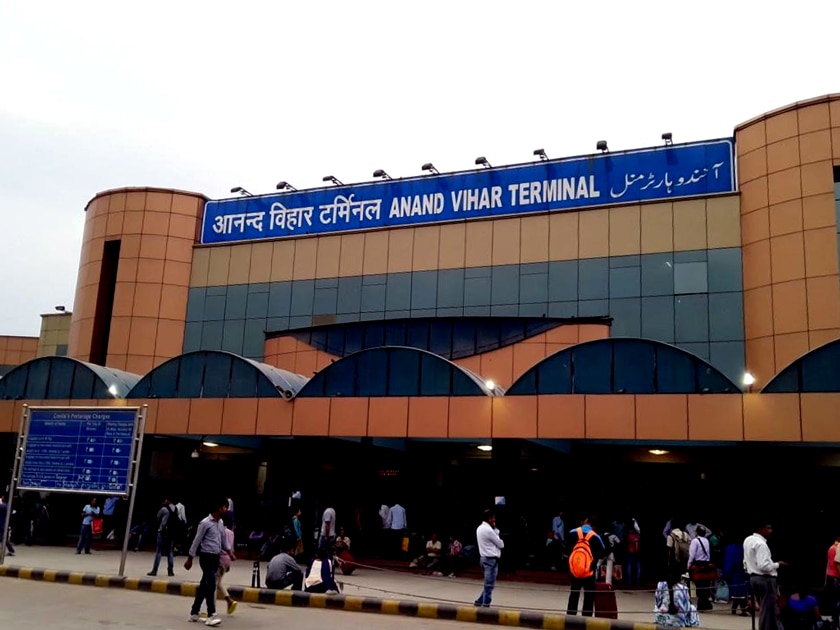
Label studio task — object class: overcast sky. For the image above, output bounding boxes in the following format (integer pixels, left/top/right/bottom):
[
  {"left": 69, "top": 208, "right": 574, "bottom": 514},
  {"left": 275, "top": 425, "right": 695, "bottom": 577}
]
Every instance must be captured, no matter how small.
[{"left": 0, "top": 2, "right": 836, "bottom": 336}]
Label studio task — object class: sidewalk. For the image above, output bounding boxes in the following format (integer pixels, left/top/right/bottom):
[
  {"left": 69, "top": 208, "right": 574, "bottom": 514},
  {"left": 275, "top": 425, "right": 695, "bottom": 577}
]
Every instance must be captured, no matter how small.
[{"left": 0, "top": 546, "right": 754, "bottom": 630}]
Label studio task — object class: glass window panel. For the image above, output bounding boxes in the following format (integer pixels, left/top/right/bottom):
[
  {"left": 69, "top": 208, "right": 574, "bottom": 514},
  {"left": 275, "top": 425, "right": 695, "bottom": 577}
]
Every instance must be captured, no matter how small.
[
  {"left": 73, "top": 365, "right": 98, "bottom": 399},
  {"left": 656, "top": 346, "right": 696, "bottom": 393},
  {"left": 325, "top": 327, "right": 346, "bottom": 356},
  {"left": 385, "top": 273, "right": 412, "bottom": 311},
  {"left": 609, "top": 298, "right": 641, "bottom": 337},
  {"left": 267, "top": 282, "right": 292, "bottom": 318},
  {"left": 363, "top": 322, "right": 385, "bottom": 349},
  {"left": 257, "top": 374, "right": 279, "bottom": 397},
  {"left": 464, "top": 277, "right": 491, "bottom": 307},
  {"left": 578, "top": 259, "right": 609, "bottom": 300},
  {"left": 572, "top": 342, "right": 611, "bottom": 394},
  {"left": 641, "top": 253, "right": 674, "bottom": 297},
  {"left": 428, "top": 321, "right": 453, "bottom": 357},
  {"left": 609, "top": 267, "right": 641, "bottom": 299},
  {"left": 357, "top": 349, "right": 388, "bottom": 396},
  {"left": 310, "top": 329, "right": 328, "bottom": 352},
  {"left": 229, "top": 360, "right": 258, "bottom": 397},
  {"left": 437, "top": 269, "right": 464, "bottom": 309},
  {"left": 696, "top": 363, "right": 736, "bottom": 393},
  {"left": 451, "top": 321, "right": 476, "bottom": 357},
  {"left": 420, "top": 354, "right": 452, "bottom": 395},
  {"left": 24, "top": 361, "right": 49, "bottom": 399},
  {"left": 387, "top": 349, "right": 420, "bottom": 396},
  {"left": 499, "top": 320, "right": 526, "bottom": 347},
  {"left": 491, "top": 266, "right": 519, "bottom": 305},
  {"left": 451, "top": 367, "right": 481, "bottom": 396},
  {"left": 674, "top": 262, "right": 708, "bottom": 294},
  {"left": 709, "top": 341, "right": 745, "bottom": 386},
  {"left": 344, "top": 325, "right": 364, "bottom": 356},
  {"left": 1, "top": 365, "right": 26, "bottom": 399},
  {"left": 475, "top": 321, "right": 500, "bottom": 354},
  {"left": 641, "top": 296, "right": 675, "bottom": 343},
  {"left": 548, "top": 261, "right": 579, "bottom": 302},
  {"left": 148, "top": 359, "right": 179, "bottom": 398},
  {"left": 290, "top": 280, "right": 315, "bottom": 316},
  {"left": 324, "top": 358, "right": 356, "bottom": 395},
  {"left": 675, "top": 295, "right": 709, "bottom": 343},
  {"left": 177, "top": 353, "right": 206, "bottom": 397},
  {"left": 46, "top": 360, "right": 75, "bottom": 399},
  {"left": 537, "top": 353, "right": 572, "bottom": 395},
  {"left": 127, "top": 375, "right": 150, "bottom": 399},
  {"left": 509, "top": 369, "right": 536, "bottom": 395},
  {"left": 385, "top": 321, "right": 407, "bottom": 346},
  {"left": 300, "top": 372, "right": 326, "bottom": 397},
  {"left": 405, "top": 321, "right": 430, "bottom": 352},
  {"left": 337, "top": 277, "right": 363, "bottom": 315},
  {"left": 764, "top": 365, "right": 799, "bottom": 393},
  {"left": 225, "top": 285, "right": 248, "bottom": 319},
  {"left": 707, "top": 249, "right": 743, "bottom": 293},
  {"left": 411, "top": 271, "right": 438, "bottom": 310},
  {"left": 203, "top": 353, "right": 233, "bottom": 397},
  {"left": 801, "top": 348, "right": 839, "bottom": 392},
  {"left": 613, "top": 341, "right": 655, "bottom": 393}
]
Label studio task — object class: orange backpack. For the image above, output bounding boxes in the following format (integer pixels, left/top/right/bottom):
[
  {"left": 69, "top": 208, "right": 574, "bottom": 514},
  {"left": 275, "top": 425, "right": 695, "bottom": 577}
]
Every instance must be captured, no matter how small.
[{"left": 569, "top": 527, "right": 595, "bottom": 578}]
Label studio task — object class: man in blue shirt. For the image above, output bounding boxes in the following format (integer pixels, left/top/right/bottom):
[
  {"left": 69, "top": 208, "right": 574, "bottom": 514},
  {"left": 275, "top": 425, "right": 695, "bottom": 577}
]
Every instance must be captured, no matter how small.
[
  {"left": 184, "top": 498, "right": 235, "bottom": 626},
  {"left": 76, "top": 498, "right": 100, "bottom": 555}
]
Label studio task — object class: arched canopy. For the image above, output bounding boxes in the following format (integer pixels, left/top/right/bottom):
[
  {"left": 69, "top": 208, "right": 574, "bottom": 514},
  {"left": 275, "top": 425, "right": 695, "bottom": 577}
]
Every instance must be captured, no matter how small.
[
  {"left": 0, "top": 356, "right": 140, "bottom": 400},
  {"left": 507, "top": 338, "right": 740, "bottom": 395},
  {"left": 296, "top": 346, "right": 498, "bottom": 397},
  {"left": 127, "top": 351, "right": 308, "bottom": 399},
  {"left": 763, "top": 339, "right": 840, "bottom": 393}
]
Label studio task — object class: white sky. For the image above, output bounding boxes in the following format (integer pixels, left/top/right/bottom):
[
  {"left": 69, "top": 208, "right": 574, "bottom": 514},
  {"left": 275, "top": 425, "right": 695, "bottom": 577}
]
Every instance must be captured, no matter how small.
[{"left": 0, "top": 1, "right": 836, "bottom": 336}]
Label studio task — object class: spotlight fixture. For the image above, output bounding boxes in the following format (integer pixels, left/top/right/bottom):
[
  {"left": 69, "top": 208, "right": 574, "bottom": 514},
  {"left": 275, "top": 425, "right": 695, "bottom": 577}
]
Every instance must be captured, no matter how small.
[
  {"left": 475, "top": 156, "right": 491, "bottom": 169},
  {"left": 484, "top": 379, "right": 496, "bottom": 391},
  {"left": 372, "top": 169, "right": 392, "bottom": 180},
  {"left": 230, "top": 186, "right": 252, "bottom": 196},
  {"left": 421, "top": 162, "right": 440, "bottom": 175},
  {"left": 322, "top": 175, "right": 343, "bottom": 186},
  {"left": 54, "top": 305, "right": 66, "bottom": 312},
  {"left": 202, "top": 440, "right": 219, "bottom": 448},
  {"left": 108, "top": 384, "right": 119, "bottom": 397},
  {"left": 662, "top": 132, "right": 673, "bottom": 146},
  {"left": 742, "top": 372, "right": 756, "bottom": 386},
  {"left": 533, "top": 148, "right": 548, "bottom": 162},
  {"left": 276, "top": 181, "right": 297, "bottom": 191},
  {"left": 476, "top": 444, "right": 493, "bottom": 452},
  {"left": 649, "top": 449, "right": 669, "bottom": 456},
  {"left": 596, "top": 140, "right": 608, "bottom": 153}
]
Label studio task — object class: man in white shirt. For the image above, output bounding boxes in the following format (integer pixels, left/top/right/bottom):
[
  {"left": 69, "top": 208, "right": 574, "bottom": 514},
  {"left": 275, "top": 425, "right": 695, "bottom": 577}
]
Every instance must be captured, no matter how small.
[
  {"left": 389, "top": 503, "right": 407, "bottom": 558},
  {"left": 687, "top": 525, "right": 713, "bottom": 610},
  {"left": 319, "top": 505, "right": 336, "bottom": 550},
  {"left": 744, "top": 523, "right": 787, "bottom": 630},
  {"left": 474, "top": 510, "right": 504, "bottom": 607}
]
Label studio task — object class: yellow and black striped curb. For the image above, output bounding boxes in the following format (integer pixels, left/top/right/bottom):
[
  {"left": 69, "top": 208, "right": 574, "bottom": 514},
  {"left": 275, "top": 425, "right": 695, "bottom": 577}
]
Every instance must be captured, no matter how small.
[{"left": 0, "top": 565, "right": 663, "bottom": 630}]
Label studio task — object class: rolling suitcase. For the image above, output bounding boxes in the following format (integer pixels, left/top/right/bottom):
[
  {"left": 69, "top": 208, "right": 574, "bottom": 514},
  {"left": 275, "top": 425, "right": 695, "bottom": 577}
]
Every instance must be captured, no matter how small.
[{"left": 594, "top": 582, "right": 618, "bottom": 619}]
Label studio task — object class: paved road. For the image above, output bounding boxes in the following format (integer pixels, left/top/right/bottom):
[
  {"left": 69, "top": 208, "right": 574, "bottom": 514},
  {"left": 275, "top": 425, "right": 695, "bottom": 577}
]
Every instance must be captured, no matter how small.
[{"left": 0, "top": 578, "right": 481, "bottom": 630}]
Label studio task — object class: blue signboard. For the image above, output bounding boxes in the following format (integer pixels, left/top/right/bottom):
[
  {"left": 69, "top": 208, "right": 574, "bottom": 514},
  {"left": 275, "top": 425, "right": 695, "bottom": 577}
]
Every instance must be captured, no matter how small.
[
  {"left": 19, "top": 408, "right": 138, "bottom": 495},
  {"left": 202, "top": 138, "right": 735, "bottom": 245}
]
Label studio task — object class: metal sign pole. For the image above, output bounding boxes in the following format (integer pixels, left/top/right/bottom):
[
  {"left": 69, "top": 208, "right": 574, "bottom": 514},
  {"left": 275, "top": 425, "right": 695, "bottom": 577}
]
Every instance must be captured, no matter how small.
[
  {"left": 1, "top": 405, "right": 29, "bottom": 566},
  {"left": 119, "top": 405, "right": 147, "bottom": 577}
]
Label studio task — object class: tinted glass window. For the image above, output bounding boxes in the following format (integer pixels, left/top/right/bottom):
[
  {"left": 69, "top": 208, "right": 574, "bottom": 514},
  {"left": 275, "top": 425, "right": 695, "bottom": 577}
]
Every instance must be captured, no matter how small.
[
  {"left": 177, "top": 353, "right": 206, "bottom": 397},
  {"left": 537, "top": 352, "right": 572, "bottom": 394},
  {"left": 71, "top": 366, "right": 97, "bottom": 399},
  {"left": 572, "top": 342, "right": 611, "bottom": 393},
  {"left": 801, "top": 349, "right": 837, "bottom": 392},
  {"left": 613, "top": 341, "right": 655, "bottom": 393},
  {"left": 149, "top": 359, "right": 180, "bottom": 398},
  {"left": 763, "top": 365, "right": 799, "bottom": 393},
  {"left": 229, "top": 360, "right": 258, "bottom": 397},
  {"left": 388, "top": 349, "right": 420, "bottom": 396},
  {"left": 323, "top": 358, "right": 354, "bottom": 396},
  {"left": 357, "top": 349, "right": 388, "bottom": 396},
  {"left": 25, "top": 361, "right": 49, "bottom": 399},
  {"left": 203, "top": 354, "right": 233, "bottom": 397},
  {"left": 697, "top": 364, "right": 736, "bottom": 393},
  {"left": 421, "top": 354, "right": 452, "bottom": 395},
  {"left": 46, "top": 360, "right": 75, "bottom": 399},
  {"left": 656, "top": 346, "right": 696, "bottom": 393}
]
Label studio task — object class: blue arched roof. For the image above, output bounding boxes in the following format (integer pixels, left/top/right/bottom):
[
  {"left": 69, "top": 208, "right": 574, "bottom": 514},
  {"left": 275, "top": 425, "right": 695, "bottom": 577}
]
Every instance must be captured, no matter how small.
[
  {"left": 763, "top": 338, "right": 840, "bottom": 393},
  {"left": 0, "top": 356, "right": 141, "bottom": 400},
  {"left": 507, "top": 337, "right": 740, "bottom": 395},
  {"left": 127, "top": 350, "right": 308, "bottom": 399},
  {"left": 296, "top": 346, "right": 499, "bottom": 397}
]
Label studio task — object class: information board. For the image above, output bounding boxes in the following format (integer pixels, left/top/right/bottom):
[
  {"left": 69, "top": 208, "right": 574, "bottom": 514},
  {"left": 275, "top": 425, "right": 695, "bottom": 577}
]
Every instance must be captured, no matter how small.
[
  {"left": 202, "top": 138, "right": 735, "bottom": 245},
  {"left": 18, "top": 407, "right": 139, "bottom": 495}
]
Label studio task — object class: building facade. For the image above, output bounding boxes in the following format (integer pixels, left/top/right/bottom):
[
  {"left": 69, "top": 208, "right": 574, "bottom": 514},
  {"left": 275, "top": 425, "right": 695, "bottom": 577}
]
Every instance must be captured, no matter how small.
[{"left": 2, "top": 94, "right": 840, "bottom": 547}]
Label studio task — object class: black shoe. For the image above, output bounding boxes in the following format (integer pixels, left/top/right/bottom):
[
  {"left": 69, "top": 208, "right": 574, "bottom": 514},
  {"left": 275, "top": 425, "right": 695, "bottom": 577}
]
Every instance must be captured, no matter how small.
[
  {"left": 168, "top": 572, "right": 175, "bottom": 577},
  {"left": 147, "top": 572, "right": 157, "bottom": 576}
]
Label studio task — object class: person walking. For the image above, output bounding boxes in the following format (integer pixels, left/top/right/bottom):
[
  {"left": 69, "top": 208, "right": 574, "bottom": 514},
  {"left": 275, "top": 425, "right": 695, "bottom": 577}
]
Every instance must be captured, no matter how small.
[
  {"left": 566, "top": 519, "right": 606, "bottom": 617},
  {"left": 474, "top": 509, "right": 504, "bottom": 607},
  {"left": 215, "top": 513, "right": 238, "bottom": 616},
  {"left": 825, "top": 535, "right": 840, "bottom": 628},
  {"left": 75, "top": 497, "right": 100, "bottom": 554},
  {"left": 0, "top": 497, "right": 15, "bottom": 556},
  {"left": 744, "top": 522, "right": 787, "bottom": 630},
  {"left": 147, "top": 498, "right": 176, "bottom": 577},
  {"left": 319, "top": 504, "right": 336, "bottom": 551},
  {"left": 688, "top": 525, "right": 714, "bottom": 610},
  {"left": 184, "top": 499, "right": 235, "bottom": 626}
]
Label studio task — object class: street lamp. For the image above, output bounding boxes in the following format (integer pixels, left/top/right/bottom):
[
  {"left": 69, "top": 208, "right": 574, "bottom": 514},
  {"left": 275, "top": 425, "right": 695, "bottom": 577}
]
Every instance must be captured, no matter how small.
[
  {"left": 475, "top": 156, "right": 491, "bottom": 169},
  {"left": 373, "top": 169, "right": 392, "bottom": 180},
  {"left": 421, "top": 162, "right": 439, "bottom": 175},
  {"left": 533, "top": 148, "right": 548, "bottom": 161},
  {"left": 230, "top": 186, "right": 252, "bottom": 196},
  {"left": 322, "top": 175, "right": 343, "bottom": 186},
  {"left": 276, "top": 181, "right": 297, "bottom": 191}
]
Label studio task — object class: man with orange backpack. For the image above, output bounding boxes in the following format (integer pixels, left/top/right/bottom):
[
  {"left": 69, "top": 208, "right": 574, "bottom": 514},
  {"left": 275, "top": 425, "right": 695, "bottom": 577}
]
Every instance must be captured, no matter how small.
[{"left": 566, "top": 518, "right": 606, "bottom": 617}]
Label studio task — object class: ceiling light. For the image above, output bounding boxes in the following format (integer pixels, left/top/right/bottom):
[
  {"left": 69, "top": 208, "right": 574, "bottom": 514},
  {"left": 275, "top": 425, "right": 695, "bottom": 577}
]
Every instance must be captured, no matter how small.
[
  {"left": 477, "top": 444, "right": 493, "bottom": 452},
  {"left": 649, "top": 449, "right": 669, "bottom": 456},
  {"left": 202, "top": 441, "right": 219, "bottom": 448},
  {"left": 484, "top": 380, "right": 496, "bottom": 391}
]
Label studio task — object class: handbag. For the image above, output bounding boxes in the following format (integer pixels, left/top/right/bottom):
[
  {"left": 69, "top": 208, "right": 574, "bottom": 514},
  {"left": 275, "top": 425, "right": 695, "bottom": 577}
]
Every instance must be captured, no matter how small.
[
  {"left": 690, "top": 561, "right": 718, "bottom": 582},
  {"left": 91, "top": 517, "right": 104, "bottom": 536},
  {"left": 304, "top": 559, "right": 323, "bottom": 589}
]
